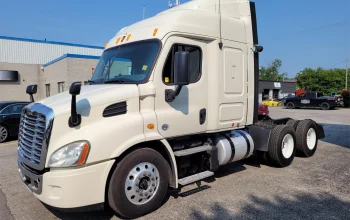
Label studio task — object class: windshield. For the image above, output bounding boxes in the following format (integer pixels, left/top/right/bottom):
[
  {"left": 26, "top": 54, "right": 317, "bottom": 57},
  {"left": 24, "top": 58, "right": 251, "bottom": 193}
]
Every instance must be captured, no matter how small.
[{"left": 91, "top": 40, "right": 160, "bottom": 84}]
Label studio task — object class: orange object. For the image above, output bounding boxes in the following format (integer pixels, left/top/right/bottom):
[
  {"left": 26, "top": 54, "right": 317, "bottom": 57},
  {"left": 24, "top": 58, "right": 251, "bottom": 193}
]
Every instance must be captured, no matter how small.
[
  {"left": 127, "top": 34, "right": 131, "bottom": 41},
  {"left": 147, "top": 124, "right": 155, "bottom": 129},
  {"left": 153, "top": 28, "right": 158, "bottom": 36},
  {"left": 77, "top": 143, "right": 89, "bottom": 165},
  {"left": 116, "top": 37, "right": 121, "bottom": 44}
]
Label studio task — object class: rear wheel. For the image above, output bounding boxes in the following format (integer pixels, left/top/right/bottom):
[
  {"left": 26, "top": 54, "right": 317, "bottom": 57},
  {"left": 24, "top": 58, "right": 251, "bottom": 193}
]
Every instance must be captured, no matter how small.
[
  {"left": 0, "top": 126, "right": 9, "bottom": 143},
  {"left": 108, "top": 148, "right": 169, "bottom": 219},
  {"left": 268, "top": 125, "right": 296, "bottom": 167},
  {"left": 286, "top": 120, "right": 300, "bottom": 130},
  {"left": 296, "top": 120, "right": 318, "bottom": 157},
  {"left": 286, "top": 102, "right": 295, "bottom": 109},
  {"left": 321, "top": 102, "right": 330, "bottom": 110}
]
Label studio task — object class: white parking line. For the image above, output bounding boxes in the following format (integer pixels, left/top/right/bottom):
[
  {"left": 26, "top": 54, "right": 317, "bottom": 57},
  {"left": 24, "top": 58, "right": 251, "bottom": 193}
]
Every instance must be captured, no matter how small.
[{"left": 0, "top": 141, "right": 18, "bottom": 147}]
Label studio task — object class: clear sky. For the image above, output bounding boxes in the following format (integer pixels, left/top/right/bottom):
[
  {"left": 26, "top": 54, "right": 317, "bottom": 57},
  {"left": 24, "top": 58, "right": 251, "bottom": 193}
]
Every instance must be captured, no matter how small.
[{"left": 0, "top": 0, "right": 349, "bottom": 77}]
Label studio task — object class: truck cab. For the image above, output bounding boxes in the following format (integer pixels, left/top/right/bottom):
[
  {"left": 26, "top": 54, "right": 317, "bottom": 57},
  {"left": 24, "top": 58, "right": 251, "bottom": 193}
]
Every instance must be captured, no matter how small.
[{"left": 17, "top": 1, "right": 325, "bottom": 218}]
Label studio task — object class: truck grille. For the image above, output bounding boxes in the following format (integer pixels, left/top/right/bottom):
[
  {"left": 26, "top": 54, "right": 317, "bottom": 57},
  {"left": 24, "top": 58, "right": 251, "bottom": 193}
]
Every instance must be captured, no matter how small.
[{"left": 18, "top": 104, "right": 54, "bottom": 171}]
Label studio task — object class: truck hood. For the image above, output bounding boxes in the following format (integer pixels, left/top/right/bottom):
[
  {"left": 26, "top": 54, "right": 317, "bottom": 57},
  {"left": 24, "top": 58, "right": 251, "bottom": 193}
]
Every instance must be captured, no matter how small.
[{"left": 38, "top": 84, "right": 139, "bottom": 117}]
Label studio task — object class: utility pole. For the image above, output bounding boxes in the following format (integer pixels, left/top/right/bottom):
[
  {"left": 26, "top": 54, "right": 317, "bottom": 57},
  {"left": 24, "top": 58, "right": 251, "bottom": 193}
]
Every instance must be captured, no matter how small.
[{"left": 346, "top": 59, "right": 348, "bottom": 90}]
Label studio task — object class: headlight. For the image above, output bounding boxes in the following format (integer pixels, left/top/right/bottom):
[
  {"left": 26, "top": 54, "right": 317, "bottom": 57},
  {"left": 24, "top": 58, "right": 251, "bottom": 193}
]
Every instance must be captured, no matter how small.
[{"left": 49, "top": 141, "right": 90, "bottom": 168}]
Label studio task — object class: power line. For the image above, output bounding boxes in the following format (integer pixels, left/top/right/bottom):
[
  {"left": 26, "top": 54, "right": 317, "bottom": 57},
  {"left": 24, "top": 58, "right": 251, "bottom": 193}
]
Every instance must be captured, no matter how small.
[
  {"left": 283, "top": 21, "right": 347, "bottom": 36},
  {"left": 331, "top": 61, "right": 346, "bottom": 67}
]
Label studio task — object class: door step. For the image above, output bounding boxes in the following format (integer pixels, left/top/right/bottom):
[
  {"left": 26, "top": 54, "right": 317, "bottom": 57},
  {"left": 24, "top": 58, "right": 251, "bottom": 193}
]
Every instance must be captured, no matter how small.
[
  {"left": 174, "top": 145, "right": 213, "bottom": 157},
  {"left": 178, "top": 171, "right": 214, "bottom": 186}
]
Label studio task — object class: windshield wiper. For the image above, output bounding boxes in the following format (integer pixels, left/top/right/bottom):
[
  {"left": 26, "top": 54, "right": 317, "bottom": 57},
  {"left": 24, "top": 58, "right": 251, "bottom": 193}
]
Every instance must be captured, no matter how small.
[{"left": 104, "top": 79, "right": 125, "bottom": 84}]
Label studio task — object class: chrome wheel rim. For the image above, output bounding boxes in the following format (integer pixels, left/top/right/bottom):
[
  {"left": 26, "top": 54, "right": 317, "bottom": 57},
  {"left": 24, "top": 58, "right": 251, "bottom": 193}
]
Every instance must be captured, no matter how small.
[
  {"left": 307, "top": 128, "right": 317, "bottom": 150},
  {"left": 125, "top": 162, "right": 160, "bottom": 205},
  {"left": 281, "top": 134, "right": 294, "bottom": 159},
  {"left": 0, "top": 126, "right": 8, "bottom": 142}
]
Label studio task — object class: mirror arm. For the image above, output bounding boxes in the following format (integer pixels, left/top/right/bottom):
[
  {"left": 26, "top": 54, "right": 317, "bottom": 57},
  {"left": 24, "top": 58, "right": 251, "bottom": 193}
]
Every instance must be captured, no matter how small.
[
  {"left": 69, "top": 94, "right": 82, "bottom": 127},
  {"left": 29, "top": 94, "right": 34, "bottom": 102},
  {"left": 165, "top": 85, "right": 183, "bottom": 102}
]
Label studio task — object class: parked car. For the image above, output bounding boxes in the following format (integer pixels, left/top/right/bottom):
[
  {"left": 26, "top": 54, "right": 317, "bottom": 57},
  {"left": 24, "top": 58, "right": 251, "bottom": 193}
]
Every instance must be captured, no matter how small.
[
  {"left": 258, "top": 103, "right": 269, "bottom": 116},
  {"left": 285, "top": 92, "right": 337, "bottom": 110},
  {"left": 0, "top": 101, "right": 30, "bottom": 143},
  {"left": 262, "top": 99, "right": 280, "bottom": 107}
]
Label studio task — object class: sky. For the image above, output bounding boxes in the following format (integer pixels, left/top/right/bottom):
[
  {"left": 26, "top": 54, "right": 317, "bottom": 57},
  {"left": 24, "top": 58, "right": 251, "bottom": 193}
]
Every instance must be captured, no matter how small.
[{"left": 0, "top": 0, "right": 349, "bottom": 77}]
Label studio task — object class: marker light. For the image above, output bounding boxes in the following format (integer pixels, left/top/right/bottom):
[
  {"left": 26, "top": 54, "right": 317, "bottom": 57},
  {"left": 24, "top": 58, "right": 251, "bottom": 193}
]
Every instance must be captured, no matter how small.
[
  {"left": 104, "top": 43, "right": 108, "bottom": 48},
  {"left": 153, "top": 28, "right": 158, "bottom": 36},
  {"left": 147, "top": 124, "right": 155, "bottom": 130},
  {"left": 121, "top": 36, "right": 126, "bottom": 42},
  {"left": 127, "top": 34, "right": 131, "bottom": 41},
  {"left": 116, "top": 37, "right": 121, "bottom": 44}
]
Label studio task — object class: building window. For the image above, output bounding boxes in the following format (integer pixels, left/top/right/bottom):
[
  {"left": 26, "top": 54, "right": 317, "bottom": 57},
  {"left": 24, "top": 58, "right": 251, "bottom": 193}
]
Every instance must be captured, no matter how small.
[
  {"left": 162, "top": 44, "right": 202, "bottom": 84},
  {"left": 58, "top": 82, "right": 64, "bottom": 93},
  {"left": 46, "top": 84, "right": 50, "bottom": 97}
]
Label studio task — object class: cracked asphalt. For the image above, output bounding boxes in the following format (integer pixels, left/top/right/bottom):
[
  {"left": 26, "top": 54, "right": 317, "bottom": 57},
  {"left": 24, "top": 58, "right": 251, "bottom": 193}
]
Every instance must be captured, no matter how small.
[{"left": 0, "top": 108, "right": 349, "bottom": 220}]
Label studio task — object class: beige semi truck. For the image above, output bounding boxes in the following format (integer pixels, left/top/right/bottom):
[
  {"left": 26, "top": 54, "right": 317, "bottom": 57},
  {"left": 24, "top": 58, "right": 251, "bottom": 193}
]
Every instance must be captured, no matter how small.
[{"left": 17, "top": 0, "right": 325, "bottom": 218}]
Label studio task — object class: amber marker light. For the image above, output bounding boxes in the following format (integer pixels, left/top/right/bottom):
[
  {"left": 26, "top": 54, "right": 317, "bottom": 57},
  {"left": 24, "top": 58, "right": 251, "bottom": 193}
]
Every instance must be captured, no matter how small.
[
  {"left": 153, "top": 28, "right": 158, "bottom": 36},
  {"left": 116, "top": 37, "right": 121, "bottom": 44},
  {"left": 147, "top": 124, "right": 155, "bottom": 130},
  {"left": 77, "top": 143, "right": 90, "bottom": 165}
]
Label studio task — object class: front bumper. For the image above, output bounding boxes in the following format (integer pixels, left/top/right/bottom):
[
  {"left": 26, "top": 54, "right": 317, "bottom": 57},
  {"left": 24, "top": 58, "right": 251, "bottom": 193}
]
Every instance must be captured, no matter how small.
[{"left": 18, "top": 158, "right": 115, "bottom": 209}]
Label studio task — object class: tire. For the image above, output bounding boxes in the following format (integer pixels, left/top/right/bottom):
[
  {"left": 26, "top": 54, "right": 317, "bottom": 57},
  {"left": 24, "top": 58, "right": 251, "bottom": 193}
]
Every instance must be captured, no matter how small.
[
  {"left": 286, "top": 102, "right": 295, "bottom": 109},
  {"left": 321, "top": 102, "right": 330, "bottom": 110},
  {"left": 268, "top": 125, "right": 296, "bottom": 167},
  {"left": 295, "top": 120, "right": 318, "bottom": 157},
  {"left": 108, "top": 148, "right": 169, "bottom": 219},
  {"left": 286, "top": 120, "right": 300, "bottom": 130},
  {"left": 0, "top": 125, "right": 9, "bottom": 143}
]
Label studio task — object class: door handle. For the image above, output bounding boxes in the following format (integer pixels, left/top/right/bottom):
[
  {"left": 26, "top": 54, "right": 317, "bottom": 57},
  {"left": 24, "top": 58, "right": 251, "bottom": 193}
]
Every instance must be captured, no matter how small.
[{"left": 199, "top": 109, "right": 206, "bottom": 125}]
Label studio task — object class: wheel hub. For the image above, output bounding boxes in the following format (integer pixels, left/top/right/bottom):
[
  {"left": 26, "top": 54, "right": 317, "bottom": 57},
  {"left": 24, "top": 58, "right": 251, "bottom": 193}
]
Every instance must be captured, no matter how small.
[
  {"left": 281, "top": 134, "right": 294, "bottom": 159},
  {"left": 125, "top": 162, "right": 160, "bottom": 205},
  {"left": 306, "top": 128, "right": 317, "bottom": 150},
  {"left": 0, "top": 126, "right": 8, "bottom": 142}
]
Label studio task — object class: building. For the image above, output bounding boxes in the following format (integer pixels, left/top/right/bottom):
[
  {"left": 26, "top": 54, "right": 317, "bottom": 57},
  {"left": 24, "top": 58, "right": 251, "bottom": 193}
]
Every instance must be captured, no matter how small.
[
  {"left": 259, "top": 80, "right": 297, "bottom": 103},
  {"left": 0, "top": 36, "right": 103, "bottom": 101}
]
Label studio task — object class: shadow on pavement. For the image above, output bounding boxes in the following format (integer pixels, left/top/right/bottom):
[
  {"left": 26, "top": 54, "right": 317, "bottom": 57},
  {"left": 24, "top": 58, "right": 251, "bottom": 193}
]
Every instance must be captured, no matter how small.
[
  {"left": 320, "top": 123, "right": 350, "bottom": 149},
  {"left": 190, "top": 193, "right": 350, "bottom": 220}
]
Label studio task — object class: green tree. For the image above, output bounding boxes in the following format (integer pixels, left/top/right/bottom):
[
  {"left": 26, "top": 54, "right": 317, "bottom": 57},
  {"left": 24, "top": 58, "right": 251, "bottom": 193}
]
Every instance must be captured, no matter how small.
[
  {"left": 259, "top": 59, "right": 288, "bottom": 81},
  {"left": 295, "top": 68, "right": 346, "bottom": 95}
]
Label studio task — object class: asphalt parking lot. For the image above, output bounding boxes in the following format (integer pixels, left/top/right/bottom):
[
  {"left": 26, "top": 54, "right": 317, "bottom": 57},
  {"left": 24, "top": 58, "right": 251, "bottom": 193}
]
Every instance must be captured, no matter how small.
[{"left": 0, "top": 108, "right": 349, "bottom": 220}]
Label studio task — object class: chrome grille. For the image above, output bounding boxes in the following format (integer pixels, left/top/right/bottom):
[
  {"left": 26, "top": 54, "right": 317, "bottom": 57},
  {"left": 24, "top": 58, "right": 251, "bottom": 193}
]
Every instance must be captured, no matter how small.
[{"left": 18, "top": 103, "right": 54, "bottom": 171}]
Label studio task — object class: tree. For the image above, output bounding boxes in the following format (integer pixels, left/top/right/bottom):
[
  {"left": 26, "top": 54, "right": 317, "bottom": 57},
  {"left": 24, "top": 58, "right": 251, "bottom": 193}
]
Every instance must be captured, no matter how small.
[
  {"left": 259, "top": 59, "right": 288, "bottom": 81},
  {"left": 295, "top": 68, "right": 346, "bottom": 95}
]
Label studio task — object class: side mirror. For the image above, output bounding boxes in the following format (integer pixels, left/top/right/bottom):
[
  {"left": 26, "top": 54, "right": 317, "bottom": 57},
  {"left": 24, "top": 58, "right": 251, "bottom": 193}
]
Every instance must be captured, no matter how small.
[
  {"left": 165, "top": 51, "right": 190, "bottom": 102},
  {"left": 26, "top": 85, "right": 37, "bottom": 102},
  {"left": 174, "top": 51, "right": 190, "bottom": 86},
  {"left": 69, "top": 82, "right": 82, "bottom": 127},
  {"left": 69, "top": 82, "right": 81, "bottom": 95}
]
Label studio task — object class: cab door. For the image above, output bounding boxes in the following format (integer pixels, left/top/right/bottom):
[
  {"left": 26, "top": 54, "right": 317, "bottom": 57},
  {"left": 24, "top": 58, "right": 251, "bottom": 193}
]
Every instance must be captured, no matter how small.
[{"left": 154, "top": 37, "right": 208, "bottom": 138}]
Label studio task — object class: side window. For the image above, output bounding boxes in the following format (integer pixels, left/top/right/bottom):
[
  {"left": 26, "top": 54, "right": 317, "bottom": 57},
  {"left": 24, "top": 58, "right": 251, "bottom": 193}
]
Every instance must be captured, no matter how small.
[
  {"left": 162, "top": 45, "right": 202, "bottom": 84},
  {"left": 1, "top": 107, "right": 10, "bottom": 114},
  {"left": 9, "top": 104, "right": 25, "bottom": 114}
]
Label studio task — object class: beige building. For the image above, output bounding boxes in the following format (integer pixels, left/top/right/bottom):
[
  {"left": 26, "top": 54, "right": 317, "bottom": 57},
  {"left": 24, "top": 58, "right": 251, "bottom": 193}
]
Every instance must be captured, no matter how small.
[{"left": 0, "top": 36, "right": 103, "bottom": 101}]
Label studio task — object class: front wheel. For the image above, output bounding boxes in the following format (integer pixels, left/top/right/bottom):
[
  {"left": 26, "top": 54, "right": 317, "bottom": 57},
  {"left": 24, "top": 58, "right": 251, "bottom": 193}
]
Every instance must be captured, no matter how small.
[{"left": 108, "top": 148, "right": 169, "bottom": 219}]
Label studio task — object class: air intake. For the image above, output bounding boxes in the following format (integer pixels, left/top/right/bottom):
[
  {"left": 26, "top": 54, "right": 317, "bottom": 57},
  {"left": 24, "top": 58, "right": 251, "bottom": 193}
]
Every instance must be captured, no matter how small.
[{"left": 103, "top": 102, "right": 127, "bottom": 117}]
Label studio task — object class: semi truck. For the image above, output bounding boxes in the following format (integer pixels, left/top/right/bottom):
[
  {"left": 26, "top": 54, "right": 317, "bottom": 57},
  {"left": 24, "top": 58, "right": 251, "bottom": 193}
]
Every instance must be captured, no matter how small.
[{"left": 17, "top": 0, "right": 325, "bottom": 218}]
